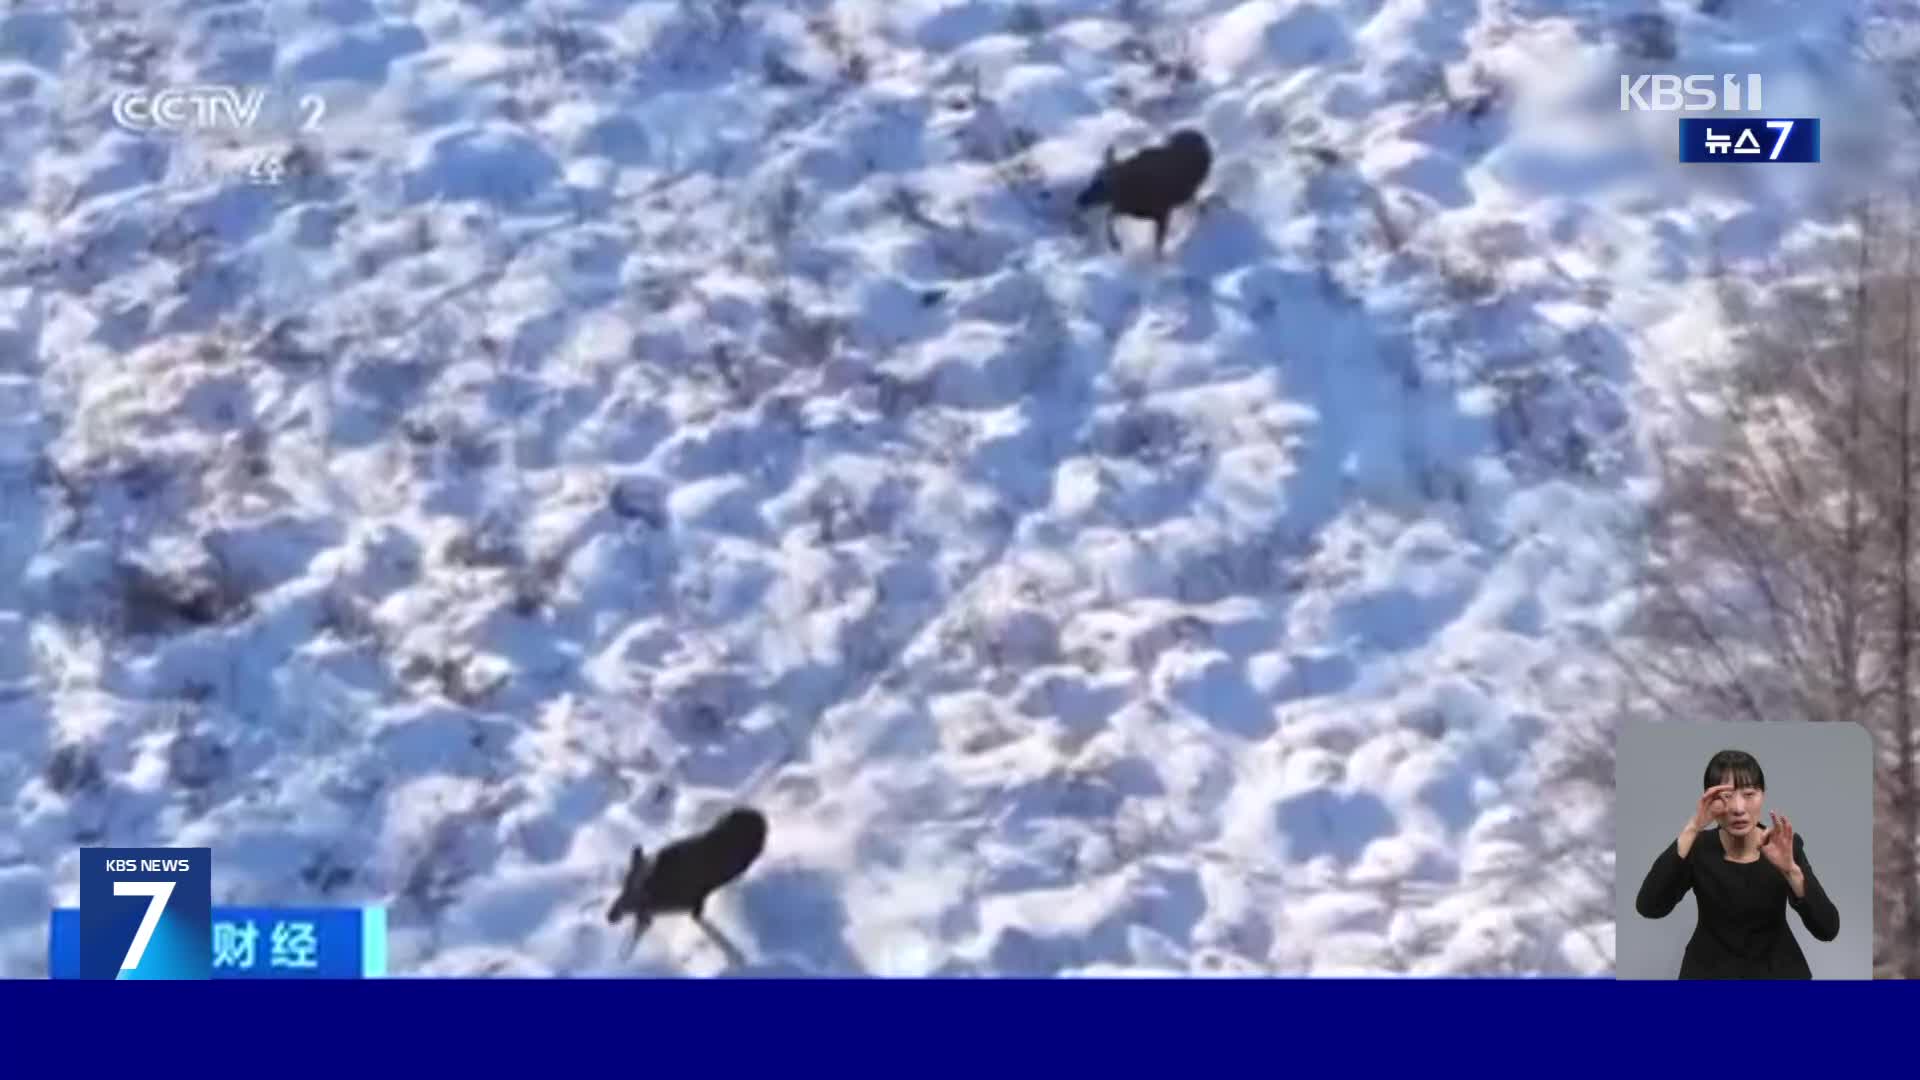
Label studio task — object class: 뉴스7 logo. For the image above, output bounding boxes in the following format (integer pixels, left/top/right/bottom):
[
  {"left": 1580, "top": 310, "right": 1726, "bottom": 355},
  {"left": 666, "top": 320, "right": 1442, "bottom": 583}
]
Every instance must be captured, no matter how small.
[
  {"left": 1621, "top": 74, "right": 1763, "bottom": 112},
  {"left": 112, "top": 87, "right": 327, "bottom": 132},
  {"left": 114, "top": 880, "right": 175, "bottom": 970}
]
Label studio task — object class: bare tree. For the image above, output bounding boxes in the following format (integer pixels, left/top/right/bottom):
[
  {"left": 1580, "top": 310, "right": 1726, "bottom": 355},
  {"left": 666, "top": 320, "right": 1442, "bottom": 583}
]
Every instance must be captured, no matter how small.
[
  {"left": 1888, "top": 199, "right": 1920, "bottom": 974},
  {"left": 1608, "top": 195, "right": 1920, "bottom": 977}
]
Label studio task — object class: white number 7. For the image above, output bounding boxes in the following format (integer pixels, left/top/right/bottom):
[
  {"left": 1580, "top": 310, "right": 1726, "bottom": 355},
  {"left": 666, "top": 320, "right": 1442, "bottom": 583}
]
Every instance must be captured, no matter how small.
[
  {"left": 1766, "top": 120, "right": 1795, "bottom": 161},
  {"left": 114, "top": 881, "right": 175, "bottom": 970}
]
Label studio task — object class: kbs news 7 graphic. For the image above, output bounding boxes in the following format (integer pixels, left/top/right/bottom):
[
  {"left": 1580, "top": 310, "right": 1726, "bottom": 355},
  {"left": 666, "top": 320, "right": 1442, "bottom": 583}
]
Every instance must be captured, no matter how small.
[{"left": 53, "top": 848, "right": 385, "bottom": 979}]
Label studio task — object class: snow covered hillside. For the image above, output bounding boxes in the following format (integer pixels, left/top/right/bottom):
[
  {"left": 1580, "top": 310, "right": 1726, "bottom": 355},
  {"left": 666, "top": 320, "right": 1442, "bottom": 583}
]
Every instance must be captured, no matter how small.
[{"left": 0, "top": 0, "right": 1906, "bottom": 976}]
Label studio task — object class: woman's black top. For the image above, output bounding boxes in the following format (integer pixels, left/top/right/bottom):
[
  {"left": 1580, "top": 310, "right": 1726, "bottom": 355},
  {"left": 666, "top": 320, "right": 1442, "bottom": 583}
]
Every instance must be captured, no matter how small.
[{"left": 1635, "top": 828, "right": 1840, "bottom": 979}]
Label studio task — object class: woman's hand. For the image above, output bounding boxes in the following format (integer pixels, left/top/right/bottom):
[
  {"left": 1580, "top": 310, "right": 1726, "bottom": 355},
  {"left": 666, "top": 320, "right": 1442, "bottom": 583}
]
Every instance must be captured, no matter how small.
[
  {"left": 1757, "top": 812, "right": 1799, "bottom": 878},
  {"left": 1688, "top": 783, "right": 1735, "bottom": 832},
  {"left": 1679, "top": 783, "right": 1735, "bottom": 857}
]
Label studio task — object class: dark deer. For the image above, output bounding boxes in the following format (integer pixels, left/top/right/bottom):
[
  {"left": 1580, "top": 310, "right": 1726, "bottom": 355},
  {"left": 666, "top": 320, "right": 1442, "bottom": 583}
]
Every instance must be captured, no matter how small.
[
  {"left": 608, "top": 806, "right": 768, "bottom": 964},
  {"left": 1076, "top": 128, "right": 1213, "bottom": 255}
]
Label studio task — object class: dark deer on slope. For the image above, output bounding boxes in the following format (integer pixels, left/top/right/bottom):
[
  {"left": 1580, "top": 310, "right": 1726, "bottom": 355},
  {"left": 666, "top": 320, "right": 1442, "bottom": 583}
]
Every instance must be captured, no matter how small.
[
  {"left": 1076, "top": 128, "right": 1213, "bottom": 255},
  {"left": 608, "top": 806, "right": 768, "bottom": 965}
]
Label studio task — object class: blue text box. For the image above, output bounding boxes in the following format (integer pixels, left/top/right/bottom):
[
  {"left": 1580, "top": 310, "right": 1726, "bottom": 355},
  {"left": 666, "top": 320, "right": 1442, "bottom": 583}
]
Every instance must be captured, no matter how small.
[
  {"left": 1679, "top": 117, "right": 1820, "bottom": 163},
  {"left": 50, "top": 907, "right": 385, "bottom": 979}
]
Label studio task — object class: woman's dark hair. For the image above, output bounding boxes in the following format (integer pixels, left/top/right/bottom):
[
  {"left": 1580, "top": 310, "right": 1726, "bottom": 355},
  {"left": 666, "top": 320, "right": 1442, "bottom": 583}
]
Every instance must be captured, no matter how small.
[{"left": 1704, "top": 749, "right": 1765, "bottom": 791}]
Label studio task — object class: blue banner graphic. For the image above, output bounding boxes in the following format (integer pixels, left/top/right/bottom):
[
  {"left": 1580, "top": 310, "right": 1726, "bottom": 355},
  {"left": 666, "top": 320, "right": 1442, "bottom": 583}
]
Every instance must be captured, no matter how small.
[
  {"left": 3, "top": 977, "right": 1908, "bottom": 1076},
  {"left": 1678, "top": 117, "right": 1821, "bottom": 163},
  {"left": 50, "top": 906, "right": 386, "bottom": 979}
]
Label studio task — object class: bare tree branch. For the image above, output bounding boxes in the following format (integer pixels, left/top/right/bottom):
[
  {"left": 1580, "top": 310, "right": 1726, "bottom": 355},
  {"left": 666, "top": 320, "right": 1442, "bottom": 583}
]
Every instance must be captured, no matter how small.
[{"left": 1611, "top": 196, "right": 1920, "bottom": 975}]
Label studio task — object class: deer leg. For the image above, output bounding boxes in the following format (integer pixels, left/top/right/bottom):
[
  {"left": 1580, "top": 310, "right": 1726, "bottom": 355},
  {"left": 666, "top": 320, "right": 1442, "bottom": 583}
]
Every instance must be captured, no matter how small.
[
  {"left": 1106, "top": 212, "right": 1119, "bottom": 251},
  {"left": 1153, "top": 214, "right": 1168, "bottom": 256},
  {"left": 694, "top": 915, "right": 747, "bottom": 967},
  {"left": 621, "top": 912, "right": 653, "bottom": 961}
]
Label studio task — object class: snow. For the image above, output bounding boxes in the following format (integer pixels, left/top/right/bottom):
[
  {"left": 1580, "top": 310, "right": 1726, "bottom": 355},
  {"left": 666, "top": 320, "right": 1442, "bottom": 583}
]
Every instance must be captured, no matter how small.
[{"left": 0, "top": 0, "right": 1907, "bottom": 976}]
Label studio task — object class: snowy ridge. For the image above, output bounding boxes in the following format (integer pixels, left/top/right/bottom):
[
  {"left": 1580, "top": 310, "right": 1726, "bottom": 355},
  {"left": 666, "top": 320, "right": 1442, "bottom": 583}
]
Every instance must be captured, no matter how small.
[{"left": 0, "top": 0, "right": 1905, "bottom": 976}]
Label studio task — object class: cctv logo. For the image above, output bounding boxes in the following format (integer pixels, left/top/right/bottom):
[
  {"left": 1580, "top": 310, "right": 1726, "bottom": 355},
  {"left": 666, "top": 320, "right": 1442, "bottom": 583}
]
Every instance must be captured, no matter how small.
[
  {"left": 1620, "top": 74, "right": 1763, "bottom": 112},
  {"left": 111, "top": 86, "right": 267, "bottom": 132}
]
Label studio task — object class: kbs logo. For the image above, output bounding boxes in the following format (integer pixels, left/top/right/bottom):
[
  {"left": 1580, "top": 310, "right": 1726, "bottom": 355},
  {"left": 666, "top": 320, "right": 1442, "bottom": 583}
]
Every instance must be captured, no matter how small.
[
  {"left": 79, "top": 847, "right": 212, "bottom": 979},
  {"left": 1620, "top": 74, "right": 1763, "bottom": 112}
]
